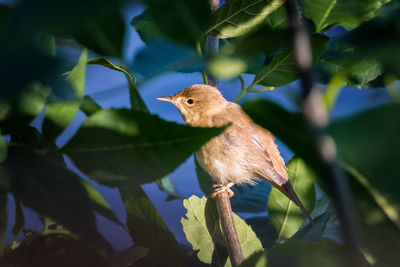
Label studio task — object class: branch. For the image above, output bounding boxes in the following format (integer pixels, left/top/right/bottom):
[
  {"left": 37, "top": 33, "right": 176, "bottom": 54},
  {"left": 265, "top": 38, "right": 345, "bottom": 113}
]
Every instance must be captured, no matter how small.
[
  {"left": 284, "top": 0, "right": 364, "bottom": 265},
  {"left": 205, "top": 1, "right": 244, "bottom": 266}
]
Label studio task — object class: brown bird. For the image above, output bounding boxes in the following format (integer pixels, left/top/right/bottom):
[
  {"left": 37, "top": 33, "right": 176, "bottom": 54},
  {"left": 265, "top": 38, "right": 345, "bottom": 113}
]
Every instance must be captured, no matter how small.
[{"left": 157, "top": 84, "right": 311, "bottom": 221}]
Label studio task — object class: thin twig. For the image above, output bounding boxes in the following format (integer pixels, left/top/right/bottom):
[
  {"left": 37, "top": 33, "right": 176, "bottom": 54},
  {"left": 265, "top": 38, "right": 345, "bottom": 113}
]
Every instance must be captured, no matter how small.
[
  {"left": 205, "top": 0, "right": 244, "bottom": 266},
  {"left": 284, "top": 0, "right": 364, "bottom": 265}
]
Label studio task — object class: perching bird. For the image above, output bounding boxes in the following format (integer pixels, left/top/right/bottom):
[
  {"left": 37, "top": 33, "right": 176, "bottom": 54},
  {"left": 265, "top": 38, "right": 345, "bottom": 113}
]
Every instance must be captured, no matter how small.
[{"left": 157, "top": 84, "right": 312, "bottom": 221}]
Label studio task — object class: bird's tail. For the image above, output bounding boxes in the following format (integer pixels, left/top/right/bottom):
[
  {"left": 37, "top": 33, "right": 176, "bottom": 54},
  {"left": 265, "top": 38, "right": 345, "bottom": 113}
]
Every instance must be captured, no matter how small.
[{"left": 280, "top": 181, "right": 313, "bottom": 223}]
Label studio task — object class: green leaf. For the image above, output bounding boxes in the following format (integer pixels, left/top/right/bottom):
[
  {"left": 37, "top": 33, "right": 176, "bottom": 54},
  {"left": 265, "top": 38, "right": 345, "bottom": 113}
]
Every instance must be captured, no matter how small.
[
  {"left": 43, "top": 49, "right": 87, "bottom": 140},
  {"left": 328, "top": 104, "right": 400, "bottom": 222},
  {"left": 3, "top": 146, "right": 113, "bottom": 252},
  {"left": 156, "top": 176, "right": 184, "bottom": 201},
  {"left": 107, "top": 246, "right": 148, "bottom": 267},
  {"left": 206, "top": 0, "right": 284, "bottom": 38},
  {"left": 11, "top": 199, "right": 25, "bottom": 242},
  {"left": 143, "top": 0, "right": 211, "bottom": 45},
  {"left": 240, "top": 251, "right": 268, "bottom": 267},
  {"left": 291, "top": 195, "right": 339, "bottom": 243},
  {"left": 268, "top": 240, "right": 343, "bottom": 267},
  {"left": 63, "top": 108, "right": 226, "bottom": 187},
  {"left": 131, "top": 9, "right": 165, "bottom": 43},
  {"left": 252, "top": 34, "right": 329, "bottom": 87},
  {"left": 80, "top": 180, "right": 124, "bottom": 228},
  {"left": 0, "top": 192, "right": 7, "bottom": 249},
  {"left": 87, "top": 58, "right": 148, "bottom": 112},
  {"left": 208, "top": 55, "right": 248, "bottom": 79},
  {"left": 0, "top": 134, "right": 6, "bottom": 163},
  {"left": 303, "top": 0, "right": 390, "bottom": 32},
  {"left": 195, "top": 157, "right": 213, "bottom": 195},
  {"left": 268, "top": 157, "right": 316, "bottom": 240},
  {"left": 120, "top": 186, "right": 184, "bottom": 267},
  {"left": 181, "top": 196, "right": 264, "bottom": 266},
  {"left": 245, "top": 216, "right": 277, "bottom": 248}
]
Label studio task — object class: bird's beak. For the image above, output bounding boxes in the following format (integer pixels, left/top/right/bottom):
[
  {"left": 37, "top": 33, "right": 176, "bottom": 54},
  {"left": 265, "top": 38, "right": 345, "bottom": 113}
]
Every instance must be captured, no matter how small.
[{"left": 156, "top": 96, "right": 175, "bottom": 103}]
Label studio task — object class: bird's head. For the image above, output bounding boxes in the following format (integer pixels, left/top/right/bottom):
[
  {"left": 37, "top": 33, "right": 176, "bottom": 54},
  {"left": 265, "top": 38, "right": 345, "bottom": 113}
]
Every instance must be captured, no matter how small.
[{"left": 157, "top": 84, "right": 227, "bottom": 125}]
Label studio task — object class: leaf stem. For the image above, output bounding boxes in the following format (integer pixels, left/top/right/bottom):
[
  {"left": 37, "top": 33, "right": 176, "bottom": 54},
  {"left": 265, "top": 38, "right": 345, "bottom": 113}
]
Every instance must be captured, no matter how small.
[{"left": 196, "top": 41, "right": 209, "bottom": 85}]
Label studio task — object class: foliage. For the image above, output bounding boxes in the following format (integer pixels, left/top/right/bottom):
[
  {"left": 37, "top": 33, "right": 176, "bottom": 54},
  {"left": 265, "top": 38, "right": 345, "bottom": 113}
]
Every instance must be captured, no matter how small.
[{"left": 1, "top": 0, "right": 399, "bottom": 266}]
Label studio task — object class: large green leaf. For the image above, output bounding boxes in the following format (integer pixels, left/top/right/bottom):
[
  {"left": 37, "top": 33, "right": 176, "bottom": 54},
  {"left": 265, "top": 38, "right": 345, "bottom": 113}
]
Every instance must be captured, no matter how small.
[
  {"left": 181, "top": 196, "right": 264, "bottom": 266},
  {"left": 245, "top": 216, "right": 277, "bottom": 249},
  {"left": 206, "top": 0, "right": 284, "bottom": 38},
  {"left": 268, "top": 157, "right": 316, "bottom": 240},
  {"left": 87, "top": 58, "right": 148, "bottom": 112},
  {"left": 131, "top": 9, "right": 166, "bottom": 44},
  {"left": 120, "top": 187, "right": 184, "bottom": 267},
  {"left": 143, "top": 0, "right": 211, "bottom": 45},
  {"left": 63, "top": 108, "right": 226, "bottom": 187},
  {"left": 2, "top": 146, "right": 113, "bottom": 252},
  {"left": 252, "top": 34, "right": 329, "bottom": 87},
  {"left": 303, "top": 0, "right": 390, "bottom": 32},
  {"left": 328, "top": 104, "right": 400, "bottom": 219},
  {"left": 43, "top": 49, "right": 87, "bottom": 140}
]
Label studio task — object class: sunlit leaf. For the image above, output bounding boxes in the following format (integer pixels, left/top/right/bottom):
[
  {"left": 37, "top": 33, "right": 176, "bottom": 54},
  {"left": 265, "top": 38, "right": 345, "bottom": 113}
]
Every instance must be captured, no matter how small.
[
  {"left": 303, "top": 0, "right": 390, "bottom": 32},
  {"left": 206, "top": 0, "right": 284, "bottom": 38},
  {"left": 240, "top": 251, "right": 268, "bottom": 267},
  {"left": 87, "top": 58, "right": 148, "bottom": 112},
  {"left": 63, "top": 108, "right": 226, "bottom": 187},
  {"left": 181, "top": 196, "right": 264, "bottom": 266},
  {"left": 156, "top": 176, "right": 184, "bottom": 201},
  {"left": 120, "top": 186, "right": 184, "bottom": 267},
  {"left": 43, "top": 49, "right": 87, "bottom": 140},
  {"left": 268, "top": 157, "right": 316, "bottom": 240}
]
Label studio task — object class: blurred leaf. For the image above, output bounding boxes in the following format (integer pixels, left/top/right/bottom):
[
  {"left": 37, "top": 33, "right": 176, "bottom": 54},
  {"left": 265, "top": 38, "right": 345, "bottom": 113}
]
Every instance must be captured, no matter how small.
[
  {"left": 206, "top": 0, "right": 284, "bottom": 38},
  {"left": 80, "top": 180, "right": 124, "bottom": 228},
  {"left": 63, "top": 109, "right": 226, "bottom": 187},
  {"left": 292, "top": 195, "right": 340, "bottom": 243},
  {"left": 3, "top": 146, "right": 113, "bottom": 253},
  {"left": 318, "top": 37, "right": 382, "bottom": 88},
  {"left": 132, "top": 41, "right": 204, "bottom": 78},
  {"left": 0, "top": 134, "right": 6, "bottom": 163},
  {"left": 120, "top": 186, "right": 184, "bottom": 267},
  {"left": 195, "top": 157, "right": 213, "bottom": 195},
  {"left": 239, "top": 251, "right": 268, "bottom": 267},
  {"left": 231, "top": 181, "right": 270, "bottom": 214},
  {"left": 43, "top": 49, "right": 87, "bottom": 141},
  {"left": 181, "top": 196, "right": 264, "bottom": 266},
  {"left": 156, "top": 176, "right": 184, "bottom": 201},
  {"left": 2, "top": 232, "right": 109, "bottom": 267},
  {"left": 208, "top": 55, "right": 248, "bottom": 79},
  {"left": 0, "top": 192, "right": 6, "bottom": 249},
  {"left": 268, "top": 157, "right": 316, "bottom": 240},
  {"left": 328, "top": 104, "right": 400, "bottom": 212},
  {"left": 87, "top": 58, "right": 148, "bottom": 112},
  {"left": 143, "top": 0, "right": 211, "bottom": 45},
  {"left": 252, "top": 34, "right": 329, "bottom": 87},
  {"left": 11, "top": 199, "right": 25, "bottom": 242},
  {"left": 80, "top": 96, "right": 102, "bottom": 117},
  {"left": 245, "top": 216, "right": 277, "bottom": 248},
  {"left": 323, "top": 74, "right": 346, "bottom": 111},
  {"left": 268, "top": 240, "right": 343, "bottom": 267},
  {"left": 107, "top": 246, "right": 148, "bottom": 267},
  {"left": 131, "top": 9, "right": 164, "bottom": 43},
  {"left": 303, "top": 0, "right": 390, "bottom": 32}
]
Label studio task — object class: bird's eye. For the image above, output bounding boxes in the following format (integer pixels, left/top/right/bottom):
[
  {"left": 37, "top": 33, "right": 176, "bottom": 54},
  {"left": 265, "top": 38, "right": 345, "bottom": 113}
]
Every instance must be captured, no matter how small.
[{"left": 187, "top": 98, "right": 194, "bottom": 105}]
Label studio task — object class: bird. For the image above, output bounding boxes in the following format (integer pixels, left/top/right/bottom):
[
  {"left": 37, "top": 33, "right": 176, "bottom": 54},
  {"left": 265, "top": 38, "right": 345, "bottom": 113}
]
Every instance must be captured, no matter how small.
[{"left": 157, "top": 84, "right": 312, "bottom": 221}]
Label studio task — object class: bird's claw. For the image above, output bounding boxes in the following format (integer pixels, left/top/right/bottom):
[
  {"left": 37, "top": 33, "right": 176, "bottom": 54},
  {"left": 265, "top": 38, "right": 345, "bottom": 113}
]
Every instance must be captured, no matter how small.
[{"left": 211, "top": 182, "right": 235, "bottom": 198}]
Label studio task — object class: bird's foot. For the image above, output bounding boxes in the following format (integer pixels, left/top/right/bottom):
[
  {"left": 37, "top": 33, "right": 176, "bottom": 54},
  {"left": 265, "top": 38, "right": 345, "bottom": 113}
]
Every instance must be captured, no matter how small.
[{"left": 211, "top": 182, "right": 235, "bottom": 198}]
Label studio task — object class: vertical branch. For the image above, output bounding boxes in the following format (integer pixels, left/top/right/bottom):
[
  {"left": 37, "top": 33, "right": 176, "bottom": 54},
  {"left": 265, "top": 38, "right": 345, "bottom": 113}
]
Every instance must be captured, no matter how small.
[
  {"left": 284, "top": 0, "right": 364, "bottom": 265},
  {"left": 205, "top": 1, "right": 244, "bottom": 266}
]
